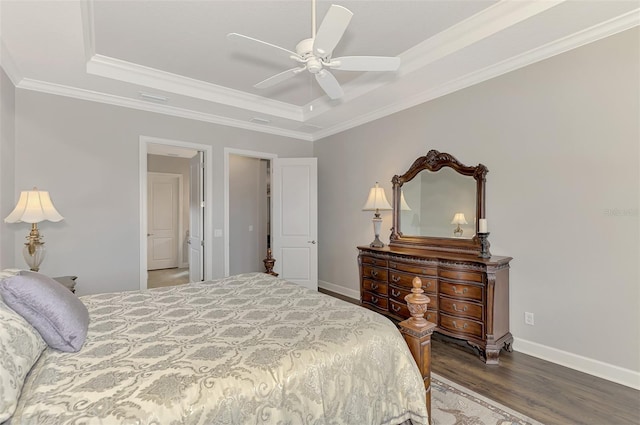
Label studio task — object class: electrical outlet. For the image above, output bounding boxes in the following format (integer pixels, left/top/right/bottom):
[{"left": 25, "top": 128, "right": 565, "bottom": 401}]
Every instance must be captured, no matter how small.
[{"left": 525, "top": 312, "right": 535, "bottom": 326}]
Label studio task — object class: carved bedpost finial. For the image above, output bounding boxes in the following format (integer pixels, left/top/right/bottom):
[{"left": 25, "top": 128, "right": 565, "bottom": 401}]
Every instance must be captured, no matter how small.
[{"left": 405, "top": 277, "right": 431, "bottom": 327}]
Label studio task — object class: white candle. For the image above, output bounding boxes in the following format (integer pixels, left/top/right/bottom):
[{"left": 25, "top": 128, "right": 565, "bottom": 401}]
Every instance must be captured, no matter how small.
[{"left": 479, "top": 219, "right": 488, "bottom": 233}]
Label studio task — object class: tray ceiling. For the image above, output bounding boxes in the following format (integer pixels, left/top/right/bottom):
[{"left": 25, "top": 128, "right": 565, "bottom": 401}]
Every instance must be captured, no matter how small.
[{"left": 1, "top": 0, "right": 638, "bottom": 141}]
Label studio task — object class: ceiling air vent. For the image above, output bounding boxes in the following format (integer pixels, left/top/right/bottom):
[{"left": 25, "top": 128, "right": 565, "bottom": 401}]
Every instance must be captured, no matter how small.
[
  {"left": 138, "top": 92, "right": 169, "bottom": 103},
  {"left": 250, "top": 117, "right": 271, "bottom": 125}
]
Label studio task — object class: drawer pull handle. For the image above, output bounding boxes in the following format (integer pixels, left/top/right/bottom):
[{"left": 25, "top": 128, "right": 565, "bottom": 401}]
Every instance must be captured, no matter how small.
[
  {"left": 425, "top": 281, "right": 433, "bottom": 288},
  {"left": 371, "top": 283, "right": 379, "bottom": 290},
  {"left": 391, "top": 304, "right": 401, "bottom": 312},
  {"left": 391, "top": 289, "right": 400, "bottom": 297},
  {"left": 371, "top": 296, "right": 379, "bottom": 304},
  {"left": 452, "top": 286, "right": 468, "bottom": 295},
  {"left": 391, "top": 275, "right": 401, "bottom": 283},
  {"left": 371, "top": 270, "right": 378, "bottom": 278},
  {"left": 452, "top": 304, "right": 468, "bottom": 313},
  {"left": 452, "top": 320, "right": 468, "bottom": 330}
]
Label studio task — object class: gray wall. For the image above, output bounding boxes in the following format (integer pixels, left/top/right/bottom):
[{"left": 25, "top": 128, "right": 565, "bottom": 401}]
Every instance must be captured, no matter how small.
[
  {"left": 13, "top": 91, "right": 312, "bottom": 295},
  {"left": 147, "top": 154, "right": 192, "bottom": 266},
  {"left": 314, "top": 29, "right": 639, "bottom": 374},
  {"left": 0, "top": 67, "right": 15, "bottom": 269}
]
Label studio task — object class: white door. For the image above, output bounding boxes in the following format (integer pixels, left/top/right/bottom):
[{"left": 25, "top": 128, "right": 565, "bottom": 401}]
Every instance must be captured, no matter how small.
[
  {"left": 188, "top": 152, "right": 205, "bottom": 282},
  {"left": 271, "top": 158, "right": 318, "bottom": 290},
  {"left": 147, "top": 173, "right": 180, "bottom": 270}
]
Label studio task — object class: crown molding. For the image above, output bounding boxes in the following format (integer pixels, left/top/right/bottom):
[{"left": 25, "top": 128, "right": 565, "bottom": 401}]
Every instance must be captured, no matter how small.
[
  {"left": 16, "top": 78, "right": 312, "bottom": 141},
  {"left": 79, "top": 0, "right": 96, "bottom": 60},
  {"left": 0, "top": 40, "right": 22, "bottom": 86},
  {"left": 399, "top": 0, "right": 564, "bottom": 75},
  {"left": 86, "top": 54, "right": 304, "bottom": 122},
  {"left": 312, "top": 9, "right": 640, "bottom": 141},
  {"left": 304, "top": 0, "right": 565, "bottom": 122}
]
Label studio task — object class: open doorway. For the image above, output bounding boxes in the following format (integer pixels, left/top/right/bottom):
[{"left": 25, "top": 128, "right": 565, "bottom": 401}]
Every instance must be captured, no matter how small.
[
  {"left": 140, "top": 137, "right": 213, "bottom": 290},
  {"left": 228, "top": 155, "right": 271, "bottom": 275},
  {"left": 223, "top": 148, "right": 277, "bottom": 276}
]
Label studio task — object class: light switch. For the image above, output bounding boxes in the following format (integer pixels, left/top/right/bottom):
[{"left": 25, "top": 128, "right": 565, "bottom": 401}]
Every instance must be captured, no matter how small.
[
  {"left": 214, "top": 229, "right": 223, "bottom": 237},
  {"left": 248, "top": 225, "right": 254, "bottom": 232}
]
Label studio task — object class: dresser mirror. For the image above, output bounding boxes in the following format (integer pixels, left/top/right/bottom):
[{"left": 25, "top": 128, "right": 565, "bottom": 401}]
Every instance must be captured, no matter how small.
[{"left": 390, "top": 150, "right": 488, "bottom": 254}]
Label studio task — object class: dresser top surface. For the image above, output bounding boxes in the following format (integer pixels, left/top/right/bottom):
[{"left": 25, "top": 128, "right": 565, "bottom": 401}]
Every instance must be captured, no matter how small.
[{"left": 357, "top": 245, "right": 512, "bottom": 266}]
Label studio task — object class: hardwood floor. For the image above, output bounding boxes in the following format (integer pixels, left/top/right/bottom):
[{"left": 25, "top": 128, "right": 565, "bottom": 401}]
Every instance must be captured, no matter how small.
[
  {"left": 318, "top": 288, "right": 640, "bottom": 425},
  {"left": 147, "top": 267, "right": 189, "bottom": 288}
]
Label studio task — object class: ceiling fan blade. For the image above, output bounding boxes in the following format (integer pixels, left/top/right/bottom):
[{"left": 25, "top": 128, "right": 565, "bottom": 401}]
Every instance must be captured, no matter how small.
[
  {"left": 313, "top": 5, "right": 353, "bottom": 57},
  {"left": 328, "top": 56, "right": 401, "bottom": 72},
  {"left": 227, "top": 33, "right": 301, "bottom": 61},
  {"left": 254, "top": 67, "right": 305, "bottom": 89},
  {"left": 315, "top": 70, "right": 344, "bottom": 100}
]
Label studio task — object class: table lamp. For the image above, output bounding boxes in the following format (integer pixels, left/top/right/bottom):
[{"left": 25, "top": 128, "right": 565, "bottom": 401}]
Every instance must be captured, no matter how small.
[
  {"left": 362, "top": 182, "right": 392, "bottom": 248},
  {"left": 451, "top": 212, "right": 467, "bottom": 237},
  {"left": 4, "top": 188, "right": 64, "bottom": 271}
]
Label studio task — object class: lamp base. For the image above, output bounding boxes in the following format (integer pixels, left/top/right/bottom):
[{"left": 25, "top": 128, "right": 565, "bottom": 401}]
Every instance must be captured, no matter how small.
[
  {"left": 23, "top": 241, "right": 46, "bottom": 272},
  {"left": 23, "top": 223, "right": 46, "bottom": 272},
  {"left": 369, "top": 236, "right": 385, "bottom": 248},
  {"left": 370, "top": 216, "right": 385, "bottom": 248}
]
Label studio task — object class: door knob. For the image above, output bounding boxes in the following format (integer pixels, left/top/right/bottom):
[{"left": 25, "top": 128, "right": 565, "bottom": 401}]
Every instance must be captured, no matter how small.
[
  {"left": 307, "top": 240, "right": 316, "bottom": 244},
  {"left": 147, "top": 233, "right": 153, "bottom": 237}
]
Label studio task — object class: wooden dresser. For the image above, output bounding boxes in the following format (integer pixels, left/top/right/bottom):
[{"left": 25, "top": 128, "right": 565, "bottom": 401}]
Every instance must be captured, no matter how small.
[{"left": 358, "top": 245, "right": 513, "bottom": 364}]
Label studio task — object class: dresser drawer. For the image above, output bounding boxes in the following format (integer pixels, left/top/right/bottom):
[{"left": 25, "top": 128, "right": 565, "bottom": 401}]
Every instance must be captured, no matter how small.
[
  {"left": 390, "top": 286, "right": 438, "bottom": 309},
  {"left": 439, "top": 269, "right": 483, "bottom": 283},
  {"left": 362, "top": 278, "right": 388, "bottom": 296},
  {"left": 439, "top": 313, "right": 484, "bottom": 339},
  {"left": 362, "top": 265, "right": 388, "bottom": 282},
  {"left": 362, "top": 291, "right": 388, "bottom": 311},
  {"left": 389, "top": 261, "right": 437, "bottom": 276},
  {"left": 388, "top": 271, "right": 437, "bottom": 292},
  {"left": 361, "top": 256, "right": 388, "bottom": 268},
  {"left": 389, "top": 299, "right": 438, "bottom": 323},
  {"left": 439, "top": 296, "right": 483, "bottom": 321},
  {"left": 440, "top": 281, "right": 483, "bottom": 302}
]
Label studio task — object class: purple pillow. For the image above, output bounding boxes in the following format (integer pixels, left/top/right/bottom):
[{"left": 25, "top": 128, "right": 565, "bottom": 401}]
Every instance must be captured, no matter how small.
[{"left": 0, "top": 271, "right": 89, "bottom": 352}]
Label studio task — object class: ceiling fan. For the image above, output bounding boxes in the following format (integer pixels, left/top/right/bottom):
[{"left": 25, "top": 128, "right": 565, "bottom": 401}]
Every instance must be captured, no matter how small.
[{"left": 227, "top": 0, "right": 401, "bottom": 100}]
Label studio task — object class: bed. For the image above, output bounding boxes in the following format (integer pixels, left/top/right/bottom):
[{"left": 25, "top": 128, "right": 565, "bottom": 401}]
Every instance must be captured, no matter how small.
[{"left": 1, "top": 272, "right": 430, "bottom": 424}]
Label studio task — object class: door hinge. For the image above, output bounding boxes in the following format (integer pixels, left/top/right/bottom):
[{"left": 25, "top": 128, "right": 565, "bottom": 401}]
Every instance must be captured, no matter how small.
[
  {"left": 200, "top": 240, "right": 204, "bottom": 247},
  {"left": 200, "top": 201, "right": 205, "bottom": 208}
]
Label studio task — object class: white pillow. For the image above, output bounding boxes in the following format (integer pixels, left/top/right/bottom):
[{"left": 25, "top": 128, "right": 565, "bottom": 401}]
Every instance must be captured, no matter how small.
[{"left": 0, "top": 295, "right": 47, "bottom": 421}]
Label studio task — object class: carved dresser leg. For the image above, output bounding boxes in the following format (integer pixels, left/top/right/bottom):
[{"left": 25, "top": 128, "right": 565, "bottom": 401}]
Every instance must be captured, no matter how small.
[{"left": 399, "top": 277, "right": 437, "bottom": 423}]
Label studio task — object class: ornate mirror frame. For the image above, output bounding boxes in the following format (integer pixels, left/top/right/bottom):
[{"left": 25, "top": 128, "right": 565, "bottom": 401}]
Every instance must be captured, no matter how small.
[{"left": 390, "top": 150, "right": 488, "bottom": 255}]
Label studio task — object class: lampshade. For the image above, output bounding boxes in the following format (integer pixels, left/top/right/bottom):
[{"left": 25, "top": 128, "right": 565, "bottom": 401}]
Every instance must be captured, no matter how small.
[
  {"left": 450, "top": 212, "right": 468, "bottom": 225},
  {"left": 362, "top": 182, "right": 392, "bottom": 211},
  {"left": 400, "top": 191, "right": 411, "bottom": 211},
  {"left": 4, "top": 189, "right": 64, "bottom": 224}
]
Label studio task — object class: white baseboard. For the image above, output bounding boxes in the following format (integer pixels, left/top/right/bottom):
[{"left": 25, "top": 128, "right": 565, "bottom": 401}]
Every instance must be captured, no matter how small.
[
  {"left": 514, "top": 337, "right": 640, "bottom": 390},
  {"left": 317, "top": 280, "right": 640, "bottom": 390},
  {"left": 318, "top": 280, "right": 360, "bottom": 301}
]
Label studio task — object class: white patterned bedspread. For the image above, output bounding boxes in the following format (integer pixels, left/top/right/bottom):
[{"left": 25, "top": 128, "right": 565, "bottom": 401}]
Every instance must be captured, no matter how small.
[{"left": 10, "top": 273, "right": 428, "bottom": 425}]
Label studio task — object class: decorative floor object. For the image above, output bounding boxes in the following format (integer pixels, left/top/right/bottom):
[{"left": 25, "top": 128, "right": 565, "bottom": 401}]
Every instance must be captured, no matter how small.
[{"left": 431, "top": 373, "right": 545, "bottom": 425}]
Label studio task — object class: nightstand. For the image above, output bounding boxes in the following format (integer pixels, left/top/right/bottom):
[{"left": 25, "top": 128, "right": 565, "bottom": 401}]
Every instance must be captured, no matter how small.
[{"left": 53, "top": 276, "right": 78, "bottom": 293}]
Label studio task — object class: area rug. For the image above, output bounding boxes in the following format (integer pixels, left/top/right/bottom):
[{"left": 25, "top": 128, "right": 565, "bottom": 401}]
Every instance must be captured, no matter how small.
[{"left": 431, "top": 373, "right": 545, "bottom": 425}]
